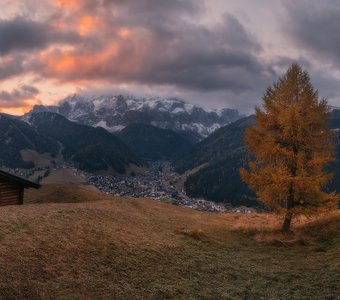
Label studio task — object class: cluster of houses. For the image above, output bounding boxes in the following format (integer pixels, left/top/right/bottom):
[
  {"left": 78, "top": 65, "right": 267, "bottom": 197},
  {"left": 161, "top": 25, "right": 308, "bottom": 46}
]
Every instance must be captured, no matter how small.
[
  {"left": 87, "top": 162, "right": 256, "bottom": 213},
  {"left": 88, "top": 162, "right": 182, "bottom": 199},
  {"left": 0, "top": 162, "right": 257, "bottom": 213}
]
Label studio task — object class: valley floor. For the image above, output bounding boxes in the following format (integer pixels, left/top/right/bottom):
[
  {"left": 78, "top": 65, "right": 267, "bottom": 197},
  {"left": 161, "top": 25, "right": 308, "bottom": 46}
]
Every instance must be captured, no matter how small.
[{"left": 0, "top": 186, "right": 338, "bottom": 299}]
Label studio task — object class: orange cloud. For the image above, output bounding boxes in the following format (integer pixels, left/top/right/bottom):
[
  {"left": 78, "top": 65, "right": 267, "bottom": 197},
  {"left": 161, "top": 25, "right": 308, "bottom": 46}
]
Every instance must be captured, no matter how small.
[
  {"left": 78, "top": 15, "right": 96, "bottom": 36},
  {"left": 51, "top": 19, "right": 66, "bottom": 30},
  {"left": 118, "top": 27, "right": 132, "bottom": 39},
  {"left": 38, "top": 42, "right": 121, "bottom": 79},
  {"left": 52, "top": 54, "right": 77, "bottom": 73},
  {"left": 54, "top": 0, "right": 80, "bottom": 9},
  {"left": 0, "top": 100, "right": 36, "bottom": 115},
  {"left": 0, "top": 84, "right": 41, "bottom": 115},
  {"left": 0, "top": 106, "right": 32, "bottom": 115}
]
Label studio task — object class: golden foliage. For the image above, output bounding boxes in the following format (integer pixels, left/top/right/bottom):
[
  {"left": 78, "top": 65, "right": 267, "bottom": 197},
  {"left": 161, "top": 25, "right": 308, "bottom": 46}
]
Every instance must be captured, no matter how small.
[{"left": 241, "top": 64, "right": 339, "bottom": 220}]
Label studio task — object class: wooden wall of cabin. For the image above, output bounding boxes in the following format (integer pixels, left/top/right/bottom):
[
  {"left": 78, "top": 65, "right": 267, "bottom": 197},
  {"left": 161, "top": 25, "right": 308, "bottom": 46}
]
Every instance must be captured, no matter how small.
[{"left": 0, "top": 179, "right": 24, "bottom": 206}]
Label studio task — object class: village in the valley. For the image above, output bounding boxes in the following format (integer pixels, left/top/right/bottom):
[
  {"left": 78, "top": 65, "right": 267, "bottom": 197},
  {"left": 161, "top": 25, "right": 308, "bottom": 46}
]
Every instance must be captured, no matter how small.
[
  {"left": 87, "top": 161, "right": 257, "bottom": 213},
  {"left": 3, "top": 161, "right": 256, "bottom": 214}
]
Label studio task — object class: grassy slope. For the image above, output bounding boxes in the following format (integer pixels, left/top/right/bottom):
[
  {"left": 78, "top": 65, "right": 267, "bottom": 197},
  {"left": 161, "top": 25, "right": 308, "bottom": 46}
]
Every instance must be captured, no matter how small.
[
  {"left": 24, "top": 183, "right": 111, "bottom": 204},
  {"left": 0, "top": 186, "right": 337, "bottom": 299}
]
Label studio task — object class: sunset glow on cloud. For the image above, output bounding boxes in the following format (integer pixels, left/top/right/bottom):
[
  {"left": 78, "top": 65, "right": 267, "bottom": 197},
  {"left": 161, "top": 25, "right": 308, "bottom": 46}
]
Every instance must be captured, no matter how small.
[
  {"left": 118, "top": 28, "right": 132, "bottom": 39},
  {"left": 1, "top": 0, "right": 340, "bottom": 115},
  {"left": 78, "top": 16, "right": 96, "bottom": 36}
]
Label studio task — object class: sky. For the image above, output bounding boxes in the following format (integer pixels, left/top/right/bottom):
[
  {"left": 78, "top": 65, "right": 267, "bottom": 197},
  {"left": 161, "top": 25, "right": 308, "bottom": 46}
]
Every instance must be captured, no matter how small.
[{"left": 1, "top": 0, "right": 340, "bottom": 115}]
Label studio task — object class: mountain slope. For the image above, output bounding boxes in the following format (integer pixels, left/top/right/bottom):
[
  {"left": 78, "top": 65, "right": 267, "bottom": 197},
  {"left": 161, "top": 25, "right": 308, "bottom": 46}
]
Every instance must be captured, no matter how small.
[
  {"left": 175, "top": 116, "right": 257, "bottom": 206},
  {"left": 176, "top": 112, "right": 340, "bottom": 206},
  {"left": 29, "top": 94, "right": 242, "bottom": 140},
  {"left": 0, "top": 114, "right": 58, "bottom": 168},
  {"left": 176, "top": 116, "right": 255, "bottom": 173},
  {"left": 28, "top": 112, "right": 141, "bottom": 173},
  {"left": 116, "top": 123, "right": 194, "bottom": 160}
]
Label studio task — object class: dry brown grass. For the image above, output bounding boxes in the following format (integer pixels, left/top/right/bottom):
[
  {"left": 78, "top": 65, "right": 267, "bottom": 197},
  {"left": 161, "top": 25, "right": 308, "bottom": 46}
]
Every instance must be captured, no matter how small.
[
  {"left": 175, "top": 228, "right": 206, "bottom": 240},
  {"left": 0, "top": 186, "right": 338, "bottom": 299},
  {"left": 231, "top": 211, "right": 340, "bottom": 248},
  {"left": 25, "top": 183, "right": 116, "bottom": 204}
]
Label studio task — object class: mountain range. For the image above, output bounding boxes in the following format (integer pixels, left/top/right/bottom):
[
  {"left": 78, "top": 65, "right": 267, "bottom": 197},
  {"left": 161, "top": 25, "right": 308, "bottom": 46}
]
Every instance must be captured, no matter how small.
[
  {"left": 30, "top": 94, "right": 242, "bottom": 141},
  {"left": 2, "top": 96, "right": 340, "bottom": 207}
]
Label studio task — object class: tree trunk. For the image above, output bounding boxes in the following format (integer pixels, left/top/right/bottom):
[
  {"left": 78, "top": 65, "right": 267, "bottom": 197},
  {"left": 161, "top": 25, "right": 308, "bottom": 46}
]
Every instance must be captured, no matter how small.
[
  {"left": 282, "top": 210, "right": 293, "bottom": 233},
  {"left": 283, "top": 184, "right": 295, "bottom": 233}
]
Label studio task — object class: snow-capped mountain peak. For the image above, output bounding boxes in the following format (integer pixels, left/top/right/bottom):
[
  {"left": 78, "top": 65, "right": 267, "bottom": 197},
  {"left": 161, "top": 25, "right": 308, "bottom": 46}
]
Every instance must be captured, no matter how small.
[{"left": 29, "top": 94, "right": 242, "bottom": 140}]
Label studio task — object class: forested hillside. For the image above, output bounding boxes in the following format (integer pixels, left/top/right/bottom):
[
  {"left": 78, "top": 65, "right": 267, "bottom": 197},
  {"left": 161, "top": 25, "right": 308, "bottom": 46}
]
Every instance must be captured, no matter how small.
[
  {"left": 177, "top": 112, "right": 340, "bottom": 206},
  {"left": 28, "top": 112, "right": 141, "bottom": 173},
  {"left": 117, "top": 123, "right": 194, "bottom": 160},
  {"left": 0, "top": 114, "right": 58, "bottom": 168}
]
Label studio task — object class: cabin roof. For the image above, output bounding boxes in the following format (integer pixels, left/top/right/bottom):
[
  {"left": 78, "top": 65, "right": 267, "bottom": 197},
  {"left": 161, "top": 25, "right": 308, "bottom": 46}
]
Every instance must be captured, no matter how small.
[{"left": 0, "top": 170, "right": 41, "bottom": 189}]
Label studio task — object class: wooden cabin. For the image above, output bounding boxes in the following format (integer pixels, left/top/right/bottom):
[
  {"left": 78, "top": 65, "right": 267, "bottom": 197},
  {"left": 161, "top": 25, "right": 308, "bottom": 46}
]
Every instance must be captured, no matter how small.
[{"left": 0, "top": 170, "right": 41, "bottom": 206}]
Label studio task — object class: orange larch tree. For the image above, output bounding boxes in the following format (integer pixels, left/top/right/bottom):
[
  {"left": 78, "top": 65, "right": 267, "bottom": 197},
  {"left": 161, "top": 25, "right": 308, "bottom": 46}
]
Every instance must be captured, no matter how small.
[{"left": 240, "top": 64, "right": 338, "bottom": 232}]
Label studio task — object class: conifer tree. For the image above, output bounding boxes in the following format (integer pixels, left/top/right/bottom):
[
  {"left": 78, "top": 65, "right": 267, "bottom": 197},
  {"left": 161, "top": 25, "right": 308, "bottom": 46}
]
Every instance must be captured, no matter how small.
[{"left": 240, "top": 64, "right": 338, "bottom": 232}]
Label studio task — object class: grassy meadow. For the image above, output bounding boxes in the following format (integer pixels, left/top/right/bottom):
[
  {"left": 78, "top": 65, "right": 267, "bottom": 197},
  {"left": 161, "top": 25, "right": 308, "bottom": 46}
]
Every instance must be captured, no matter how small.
[{"left": 0, "top": 185, "right": 337, "bottom": 299}]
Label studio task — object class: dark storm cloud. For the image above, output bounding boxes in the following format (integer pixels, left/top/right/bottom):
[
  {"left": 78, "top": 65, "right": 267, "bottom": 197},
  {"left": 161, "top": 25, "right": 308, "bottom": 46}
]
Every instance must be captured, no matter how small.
[
  {"left": 0, "top": 15, "right": 82, "bottom": 81},
  {"left": 0, "top": 17, "right": 80, "bottom": 55},
  {"left": 283, "top": 1, "right": 340, "bottom": 66},
  {"left": 0, "top": 54, "right": 26, "bottom": 79},
  {"left": 141, "top": 49, "right": 267, "bottom": 92},
  {"left": 277, "top": 0, "right": 340, "bottom": 105},
  {"left": 0, "top": 84, "right": 40, "bottom": 108},
  {"left": 1, "top": 0, "right": 284, "bottom": 112},
  {"left": 33, "top": 1, "right": 273, "bottom": 94},
  {"left": 0, "top": 18, "right": 50, "bottom": 55},
  {"left": 122, "top": 13, "right": 269, "bottom": 92},
  {"left": 0, "top": 84, "right": 39, "bottom": 101},
  {"left": 21, "top": 84, "right": 39, "bottom": 95},
  {"left": 100, "top": 0, "right": 203, "bottom": 20},
  {"left": 109, "top": 2, "right": 267, "bottom": 92}
]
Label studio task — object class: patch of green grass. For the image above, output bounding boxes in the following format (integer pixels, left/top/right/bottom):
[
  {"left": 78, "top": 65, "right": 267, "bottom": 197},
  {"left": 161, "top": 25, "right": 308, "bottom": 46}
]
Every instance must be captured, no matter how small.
[
  {"left": 129, "top": 200, "right": 142, "bottom": 208},
  {"left": 0, "top": 230, "right": 6, "bottom": 241},
  {"left": 10, "top": 221, "right": 30, "bottom": 232},
  {"left": 313, "top": 239, "right": 334, "bottom": 252}
]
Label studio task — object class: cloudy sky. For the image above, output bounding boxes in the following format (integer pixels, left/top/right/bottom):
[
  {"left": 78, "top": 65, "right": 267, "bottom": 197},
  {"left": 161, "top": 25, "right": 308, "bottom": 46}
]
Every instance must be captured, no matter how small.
[{"left": 1, "top": 0, "right": 340, "bottom": 114}]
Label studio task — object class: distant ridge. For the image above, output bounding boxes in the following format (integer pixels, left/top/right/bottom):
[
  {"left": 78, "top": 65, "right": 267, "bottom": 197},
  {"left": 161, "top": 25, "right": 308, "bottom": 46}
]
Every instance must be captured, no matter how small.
[{"left": 28, "top": 94, "right": 243, "bottom": 141}]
